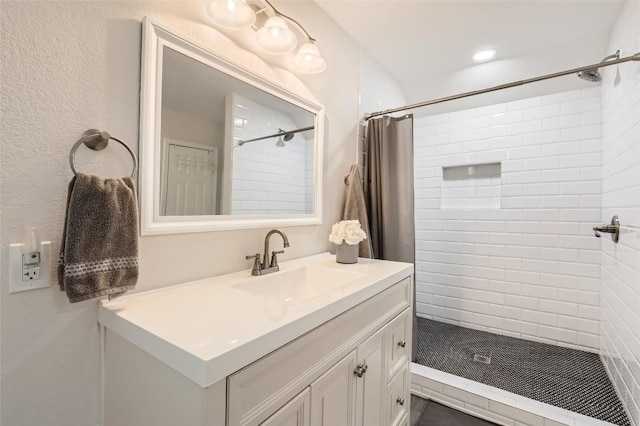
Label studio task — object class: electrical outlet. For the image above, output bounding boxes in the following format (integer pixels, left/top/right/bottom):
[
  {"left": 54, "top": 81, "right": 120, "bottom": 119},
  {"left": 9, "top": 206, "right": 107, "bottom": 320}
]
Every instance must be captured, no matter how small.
[
  {"left": 22, "top": 267, "right": 41, "bottom": 281},
  {"left": 9, "top": 242, "right": 51, "bottom": 293}
]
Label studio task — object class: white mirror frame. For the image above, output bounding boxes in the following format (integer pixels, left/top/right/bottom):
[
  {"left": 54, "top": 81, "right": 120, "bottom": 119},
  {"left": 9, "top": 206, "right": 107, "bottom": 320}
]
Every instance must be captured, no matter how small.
[{"left": 139, "top": 18, "right": 324, "bottom": 235}]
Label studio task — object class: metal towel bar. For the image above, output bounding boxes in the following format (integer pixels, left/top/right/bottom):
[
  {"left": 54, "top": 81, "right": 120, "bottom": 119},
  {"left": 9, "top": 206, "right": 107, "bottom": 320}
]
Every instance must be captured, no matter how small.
[{"left": 69, "top": 128, "right": 138, "bottom": 178}]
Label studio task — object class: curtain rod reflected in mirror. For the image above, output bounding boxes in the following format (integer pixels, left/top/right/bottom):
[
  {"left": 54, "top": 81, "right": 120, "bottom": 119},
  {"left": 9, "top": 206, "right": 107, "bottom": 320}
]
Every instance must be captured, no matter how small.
[{"left": 238, "top": 125, "right": 314, "bottom": 146}]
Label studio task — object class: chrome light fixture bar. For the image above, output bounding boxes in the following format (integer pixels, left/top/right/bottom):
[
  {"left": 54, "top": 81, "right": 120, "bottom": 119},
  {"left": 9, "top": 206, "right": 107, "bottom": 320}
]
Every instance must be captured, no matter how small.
[{"left": 207, "top": 0, "right": 327, "bottom": 74}]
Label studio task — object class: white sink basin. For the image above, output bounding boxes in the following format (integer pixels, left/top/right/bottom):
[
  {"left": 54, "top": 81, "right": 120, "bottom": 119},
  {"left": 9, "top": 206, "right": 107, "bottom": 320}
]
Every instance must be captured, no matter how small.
[{"left": 233, "top": 266, "right": 366, "bottom": 303}]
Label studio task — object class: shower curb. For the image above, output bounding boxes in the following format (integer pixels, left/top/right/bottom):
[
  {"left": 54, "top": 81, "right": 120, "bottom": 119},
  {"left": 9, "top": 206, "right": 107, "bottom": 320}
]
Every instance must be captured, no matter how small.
[{"left": 411, "top": 363, "right": 619, "bottom": 426}]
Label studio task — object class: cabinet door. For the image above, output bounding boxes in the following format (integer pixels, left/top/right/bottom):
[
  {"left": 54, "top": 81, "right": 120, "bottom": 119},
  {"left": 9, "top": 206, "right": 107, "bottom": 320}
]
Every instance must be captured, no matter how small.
[
  {"left": 310, "top": 350, "right": 357, "bottom": 426},
  {"left": 387, "top": 309, "right": 411, "bottom": 381},
  {"left": 262, "top": 388, "right": 310, "bottom": 426},
  {"left": 397, "top": 414, "right": 409, "bottom": 426},
  {"left": 355, "top": 327, "right": 387, "bottom": 426},
  {"left": 387, "top": 364, "right": 409, "bottom": 426}
]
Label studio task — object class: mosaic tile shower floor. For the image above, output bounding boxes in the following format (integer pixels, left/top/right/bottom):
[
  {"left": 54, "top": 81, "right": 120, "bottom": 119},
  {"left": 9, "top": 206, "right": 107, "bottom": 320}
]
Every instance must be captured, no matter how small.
[{"left": 415, "top": 317, "right": 630, "bottom": 425}]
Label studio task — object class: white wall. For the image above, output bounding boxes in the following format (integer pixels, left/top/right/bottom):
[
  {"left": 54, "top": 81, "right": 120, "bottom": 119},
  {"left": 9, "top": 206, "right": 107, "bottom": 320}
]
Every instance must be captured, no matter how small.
[
  {"left": 600, "top": 1, "right": 640, "bottom": 425},
  {"left": 356, "top": 50, "right": 408, "bottom": 174},
  {"left": 358, "top": 51, "right": 407, "bottom": 119},
  {"left": 162, "top": 107, "right": 223, "bottom": 150},
  {"left": 0, "top": 1, "right": 403, "bottom": 424},
  {"left": 414, "top": 87, "right": 603, "bottom": 352}
]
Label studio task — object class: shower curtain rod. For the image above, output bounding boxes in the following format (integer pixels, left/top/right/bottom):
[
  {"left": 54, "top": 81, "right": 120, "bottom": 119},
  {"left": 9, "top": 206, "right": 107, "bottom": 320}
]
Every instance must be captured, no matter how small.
[
  {"left": 364, "top": 51, "right": 640, "bottom": 120},
  {"left": 238, "top": 126, "right": 314, "bottom": 146}
]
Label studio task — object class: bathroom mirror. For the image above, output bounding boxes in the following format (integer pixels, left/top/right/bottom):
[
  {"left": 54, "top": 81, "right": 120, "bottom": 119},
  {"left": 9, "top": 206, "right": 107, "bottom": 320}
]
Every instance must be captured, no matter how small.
[{"left": 139, "top": 18, "right": 324, "bottom": 235}]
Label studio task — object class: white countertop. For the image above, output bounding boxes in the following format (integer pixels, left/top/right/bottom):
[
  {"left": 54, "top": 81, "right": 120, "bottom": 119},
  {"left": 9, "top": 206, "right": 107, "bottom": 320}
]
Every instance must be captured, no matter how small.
[{"left": 98, "top": 252, "right": 413, "bottom": 387}]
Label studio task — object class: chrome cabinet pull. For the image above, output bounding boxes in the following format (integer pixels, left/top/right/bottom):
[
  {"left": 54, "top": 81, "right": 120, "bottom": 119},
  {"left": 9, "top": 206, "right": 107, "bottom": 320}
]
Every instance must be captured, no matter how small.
[
  {"left": 354, "top": 363, "right": 368, "bottom": 377},
  {"left": 397, "top": 340, "right": 406, "bottom": 348},
  {"left": 396, "top": 397, "right": 405, "bottom": 406}
]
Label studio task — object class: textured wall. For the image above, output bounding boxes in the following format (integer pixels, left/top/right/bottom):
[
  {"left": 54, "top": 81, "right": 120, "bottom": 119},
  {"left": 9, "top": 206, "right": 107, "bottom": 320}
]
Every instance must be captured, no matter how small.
[
  {"left": 600, "top": 1, "right": 640, "bottom": 425},
  {"left": 414, "top": 87, "right": 603, "bottom": 352},
  {"left": 0, "top": 1, "right": 390, "bottom": 424}
]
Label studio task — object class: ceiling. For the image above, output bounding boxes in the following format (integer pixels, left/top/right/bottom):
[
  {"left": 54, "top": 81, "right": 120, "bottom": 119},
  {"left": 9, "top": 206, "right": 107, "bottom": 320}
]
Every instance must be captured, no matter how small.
[{"left": 316, "top": 0, "right": 624, "bottom": 113}]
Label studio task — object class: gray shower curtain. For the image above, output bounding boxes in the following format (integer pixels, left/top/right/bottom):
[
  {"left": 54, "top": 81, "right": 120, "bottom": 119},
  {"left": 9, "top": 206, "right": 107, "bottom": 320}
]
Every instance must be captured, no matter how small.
[
  {"left": 364, "top": 114, "right": 416, "bottom": 360},
  {"left": 365, "top": 114, "right": 415, "bottom": 262}
]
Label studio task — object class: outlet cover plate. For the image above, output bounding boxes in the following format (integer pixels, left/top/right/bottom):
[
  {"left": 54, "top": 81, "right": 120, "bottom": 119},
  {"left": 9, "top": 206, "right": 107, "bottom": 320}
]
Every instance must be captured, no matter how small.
[{"left": 9, "top": 242, "right": 52, "bottom": 293}]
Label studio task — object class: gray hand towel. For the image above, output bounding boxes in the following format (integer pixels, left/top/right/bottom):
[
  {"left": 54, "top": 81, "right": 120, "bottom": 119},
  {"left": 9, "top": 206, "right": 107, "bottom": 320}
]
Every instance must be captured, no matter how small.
[
  {"left": 58, "top": 173, "right": 139, "bottom": 302},
  {"left": 343, "top": 164, "right": 373, "bottom": 258}
]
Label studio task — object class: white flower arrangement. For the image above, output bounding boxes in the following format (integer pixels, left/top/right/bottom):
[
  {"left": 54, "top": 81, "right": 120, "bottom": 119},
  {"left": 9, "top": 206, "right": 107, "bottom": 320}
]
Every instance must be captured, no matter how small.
[{"left": 329, "top": 220, "right": 367, "bottom": 246}]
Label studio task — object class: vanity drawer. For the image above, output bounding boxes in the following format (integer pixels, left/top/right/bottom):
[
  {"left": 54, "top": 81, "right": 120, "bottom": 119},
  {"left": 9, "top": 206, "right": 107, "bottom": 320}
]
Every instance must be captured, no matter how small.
[
  {"left": 387, "top": 364, "right": 409, "bottom": 426},
  {"left": 227, "top": 277, "right": 411, "bottom": 426},
  {"left": 387, "top": 308, "right": 411, "bottom": 381}
]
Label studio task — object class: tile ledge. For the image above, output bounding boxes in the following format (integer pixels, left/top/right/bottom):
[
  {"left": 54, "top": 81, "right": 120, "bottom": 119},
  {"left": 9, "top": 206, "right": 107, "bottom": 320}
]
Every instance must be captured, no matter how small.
[{"left": 412, "top": 362, "right": 618, "bottom": 426}]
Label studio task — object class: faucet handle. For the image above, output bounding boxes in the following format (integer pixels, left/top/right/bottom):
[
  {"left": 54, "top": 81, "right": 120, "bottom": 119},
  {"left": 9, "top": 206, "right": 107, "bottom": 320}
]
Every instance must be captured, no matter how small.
[
  {"left": 246, "top": 253, "right": 262, "bottom": 276},
  {"left": 270, "top": 250, "right": 284, "bottom": 267}
]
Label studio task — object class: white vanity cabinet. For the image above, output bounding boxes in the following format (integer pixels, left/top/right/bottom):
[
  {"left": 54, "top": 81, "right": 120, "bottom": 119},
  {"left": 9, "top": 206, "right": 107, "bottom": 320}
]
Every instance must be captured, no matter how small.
[
  {"left": 262, "top": 388, "right": 311, "bottom": 426},
  {"left": 309, "top": 350, "right": 357, "bottom": 426},
  {"left": 226, "top": 277, "right": 412, "bottom": 426},
  {"left": 100, "top": 254, "right": 413, "bottom": 426}
]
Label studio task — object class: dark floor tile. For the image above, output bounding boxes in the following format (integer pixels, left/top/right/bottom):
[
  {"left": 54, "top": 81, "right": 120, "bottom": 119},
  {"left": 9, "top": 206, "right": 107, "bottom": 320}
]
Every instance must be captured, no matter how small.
[
  {"left": 410, "top": 395, "right": 429, "bottom": 426},
  {"left": 415, "top": 317, "right": 630, "bottom": 426},
  {"left": 415, "top": 398, "right": 496, "bottom": 426}
]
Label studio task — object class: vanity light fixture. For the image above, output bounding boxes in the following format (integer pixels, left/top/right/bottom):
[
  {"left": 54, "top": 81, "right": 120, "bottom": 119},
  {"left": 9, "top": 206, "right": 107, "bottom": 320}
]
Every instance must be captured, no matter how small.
[
  {"left": 291, "top": 40, "right": 327, "bottom": 74},
  {"left": 473, "top": 48, "right": 498, "bottom": 62},
  {"left": 207, "top": 0, "right": 256, "bottom": 29},
  {"left": 256, "top": 15, "right": 297, "bottom": 55},
  {"left": 207, "top": 0, "right": 327, "bottom": 74}
]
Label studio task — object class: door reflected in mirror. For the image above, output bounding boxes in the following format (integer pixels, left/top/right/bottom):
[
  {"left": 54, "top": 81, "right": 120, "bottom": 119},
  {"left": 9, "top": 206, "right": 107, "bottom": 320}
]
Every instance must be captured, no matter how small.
[{"left": 140, "top": 18, "right": 324, "bottom": 234}]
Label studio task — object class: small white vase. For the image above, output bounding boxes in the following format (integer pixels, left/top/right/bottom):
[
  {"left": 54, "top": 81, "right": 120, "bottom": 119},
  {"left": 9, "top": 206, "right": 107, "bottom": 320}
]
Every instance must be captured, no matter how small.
[{"left": 335, "top": 242, "right": 359, "bottom": 264}]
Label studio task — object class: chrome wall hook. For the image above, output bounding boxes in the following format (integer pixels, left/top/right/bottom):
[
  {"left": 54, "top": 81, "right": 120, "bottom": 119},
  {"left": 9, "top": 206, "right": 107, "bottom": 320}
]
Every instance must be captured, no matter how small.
[{"left": 593, "top": 215, "right": 620, "bottom": 243}]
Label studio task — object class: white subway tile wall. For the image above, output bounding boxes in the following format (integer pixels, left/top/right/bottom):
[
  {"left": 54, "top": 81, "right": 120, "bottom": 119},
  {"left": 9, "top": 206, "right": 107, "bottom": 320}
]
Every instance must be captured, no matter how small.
[
  {"left": 414, "top": 86, "right": 603, "bottom": 351},
  {"left": 600, "top": 2, "right": 640, "bottom": 425},
  {"left": 231, "top": 94, "right": 313, "bottom": 214}
]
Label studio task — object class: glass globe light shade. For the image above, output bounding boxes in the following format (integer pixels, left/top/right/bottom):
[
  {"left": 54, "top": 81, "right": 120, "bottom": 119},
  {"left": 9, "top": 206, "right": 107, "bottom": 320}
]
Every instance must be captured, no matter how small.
[
  {"left": 256, "top": 16, "right": 297, "bottom": 55},
  {"left": 207, "top": 0, "right": 255, "bottom": 29},
  {"left": 291, "top": 41, "right": 327, "bottom": 74}
]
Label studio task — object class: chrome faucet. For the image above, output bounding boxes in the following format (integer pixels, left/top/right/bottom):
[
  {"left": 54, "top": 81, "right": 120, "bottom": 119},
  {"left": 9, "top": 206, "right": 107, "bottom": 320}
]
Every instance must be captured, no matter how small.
[{"left": 245, "top": 229, "right": 290, "bottom": 276}]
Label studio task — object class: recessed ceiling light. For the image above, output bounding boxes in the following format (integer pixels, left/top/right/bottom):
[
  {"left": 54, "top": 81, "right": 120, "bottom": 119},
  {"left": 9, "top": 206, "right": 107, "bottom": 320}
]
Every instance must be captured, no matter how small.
[{"left": 473, "top": 49, "right": 497, "bottom": 62}]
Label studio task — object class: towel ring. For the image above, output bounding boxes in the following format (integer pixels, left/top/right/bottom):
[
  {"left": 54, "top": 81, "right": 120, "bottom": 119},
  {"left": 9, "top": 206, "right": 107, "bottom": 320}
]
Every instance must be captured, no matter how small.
[{"left": 69, "top": 128, "right": 138, "bottom": 178}]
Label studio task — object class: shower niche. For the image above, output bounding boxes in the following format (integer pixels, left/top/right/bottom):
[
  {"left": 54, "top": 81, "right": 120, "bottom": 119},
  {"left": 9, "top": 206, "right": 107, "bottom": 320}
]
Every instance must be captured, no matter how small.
[{"left": 440, "top": 162, "right": 501, "bottom": 209}]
